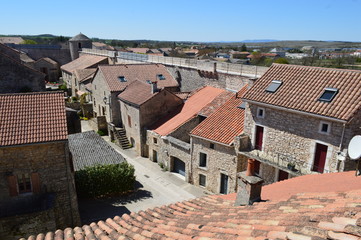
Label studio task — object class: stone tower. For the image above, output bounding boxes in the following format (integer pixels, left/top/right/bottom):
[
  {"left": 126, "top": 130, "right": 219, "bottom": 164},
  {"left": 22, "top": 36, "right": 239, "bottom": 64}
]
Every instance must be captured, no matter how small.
[{"left": 69, "top": 33, "right": 92, "bottom": 60}]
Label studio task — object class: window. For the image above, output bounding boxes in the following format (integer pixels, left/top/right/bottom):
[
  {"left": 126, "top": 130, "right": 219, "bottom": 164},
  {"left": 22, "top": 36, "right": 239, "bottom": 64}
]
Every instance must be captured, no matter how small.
[
  {"left": 146, "top": 80, "right": 152, "bottom": 84},
  {"left": 78, "top": 42, "right": 82, "bottom": 49},
  {"left": 199, "top": 174, "right": 206, "bottom": 187},
  {"left": 319, "top": 88, "right": 338, "bottom": 102},
  {"left": 118, "top": 76, "right": 127, "bottom": 82},
  {"left": 210, "top": 143, "right": 215, "bottom": 149},
  {"left": 128, "top": 115, "right": 132, "bottom": 127},
  {"left": 257, "top": 107, "right": 265, "bottom": 118},
  {"left": 17, "top": 174, "right": 31, "bottom": 193},
  {"left": 102, "top": 106, "right": 106, "bottom": 115},
  {"left": 153, "top": 138, "right": 158, "bottom": 144},
  {"left": 266, "top": 80, "right": 283, "bottom": 93},
  {"left": 199, "top": 152, "right": 207, "bottom": 167},
  {"left": 319, "top": 121, "right": 331, "bottom": 134},
  {"left": 94, "top": 99, "right": 96, "bottom": 107},
  {"left": 157, "top": 74, "right": 165, "bottom": 80}
]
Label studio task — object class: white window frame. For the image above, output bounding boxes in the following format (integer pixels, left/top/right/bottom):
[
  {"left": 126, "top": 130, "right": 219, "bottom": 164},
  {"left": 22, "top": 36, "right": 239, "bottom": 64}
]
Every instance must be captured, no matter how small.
[
  {"left": 319, "top": 121, "right": 331, "bottom": 135},
  {"left": 257, "top": 107, "right": 265, "bottom": 118}
]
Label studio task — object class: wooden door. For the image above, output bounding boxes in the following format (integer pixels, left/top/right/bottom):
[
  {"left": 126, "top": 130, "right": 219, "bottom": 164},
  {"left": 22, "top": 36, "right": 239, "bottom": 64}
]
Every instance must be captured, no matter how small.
[
  {"left": 312, "top": 143, "right": 328, "bottom": 173},
  {"left": 255, "top": 126, "right": 264, "bottom": 150}
]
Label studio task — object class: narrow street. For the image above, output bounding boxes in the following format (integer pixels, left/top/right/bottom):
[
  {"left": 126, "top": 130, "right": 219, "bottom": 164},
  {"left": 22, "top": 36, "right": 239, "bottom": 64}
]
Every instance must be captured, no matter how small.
[{"left": 78, "top": 121, "right": 208, "bottom": 224}]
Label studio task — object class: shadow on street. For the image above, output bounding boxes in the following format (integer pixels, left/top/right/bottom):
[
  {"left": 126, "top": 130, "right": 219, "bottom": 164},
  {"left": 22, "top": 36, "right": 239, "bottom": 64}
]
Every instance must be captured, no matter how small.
[{"left": 78, "top": 181, "right": 153, "bottom": 224}]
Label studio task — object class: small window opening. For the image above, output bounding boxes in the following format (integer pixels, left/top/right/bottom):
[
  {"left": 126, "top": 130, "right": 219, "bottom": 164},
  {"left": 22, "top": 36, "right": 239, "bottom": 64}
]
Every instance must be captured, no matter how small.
[
  {"left": 266, "top": 80, "right": 283, "bottom": 93},
  {"left": 157, "top": 74, "right": 165, "bottom": 80},
  {"left": 319, "top": 87, "right": 338, "bottom": 102},
  {"left": 257, "top": 108, "right": 265, "bottom": 118},
  {"left": 199, "top": 153, "right": 207, "bottom": 167},
  {"left": 199, "top": 174, "right": 206, "bottom": 187},
  {"left": 118, "top": 76, "right": 127, "bottom": 82},
  {"left": 210, "top": 143, "right": 215, "bottom": 149}
]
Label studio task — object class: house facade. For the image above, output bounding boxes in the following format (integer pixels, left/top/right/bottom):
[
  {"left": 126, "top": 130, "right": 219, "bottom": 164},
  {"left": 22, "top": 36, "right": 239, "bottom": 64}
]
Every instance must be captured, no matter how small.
[
  {"left": 239, "top": 64, "right": 361, "bottom": 184},
  {"left": 118, "top": 81, "right": 183, "bottom": 156},
  {"left": 91, "top": 64, "right": 179, "bottom": 128},
  {"left": 190, "top": 86, "right": 248, "bottom": 194},
  {"left": 0, "top": 92, "right": 80, "bottom": 240}
]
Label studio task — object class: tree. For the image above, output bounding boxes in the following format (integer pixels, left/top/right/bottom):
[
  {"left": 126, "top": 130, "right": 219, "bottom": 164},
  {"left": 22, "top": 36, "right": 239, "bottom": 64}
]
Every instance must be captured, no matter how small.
[
  {"left": 274, "top": 57, "right": 289, "bottom": 64},
  {"left": 20, "top": 39, "right": 37, "bottom": 44},
  {"left": 240, "top": 43, "right": 247, "bottom": 52}
]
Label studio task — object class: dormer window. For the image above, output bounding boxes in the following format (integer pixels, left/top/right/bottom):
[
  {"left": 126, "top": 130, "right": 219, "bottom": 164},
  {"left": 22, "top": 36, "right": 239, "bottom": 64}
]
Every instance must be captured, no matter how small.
[
  {"left": 157, "top": 74, "right": 165, "bottom": 80},
  {"left": 266, "top": 80, "right": 282, "bottom": 93},
  {"left": 146, "top": 80, "right": 152, "bottom": 84},
  {"left": 118, "top": 76, "right": 127, "bottom": 82},
  {"left": 319, "top": 87, "right": 338, "bottom": 102},
  {"left": 238, "top": 102, "right": 246, "bottom": 109}
]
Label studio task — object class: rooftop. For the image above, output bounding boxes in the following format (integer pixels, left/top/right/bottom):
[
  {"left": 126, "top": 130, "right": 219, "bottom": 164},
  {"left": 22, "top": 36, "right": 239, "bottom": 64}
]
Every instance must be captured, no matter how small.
[
  {"left": 68, "top": 131, "right": 125, "bottom": 171},
  {"left": 151, "top": 86, "right": 225, "bottom": 136},
  {"left": 74, "top": 68, "right": 97, "bottom": 83},
  {"left": 23, "top": 171, "right": 361, "bottom": 240},
  {"left": 69, "top": 33, "right": 90, "bottom": 42},
  {"left": 191, "top": 85, "right": 248, "bottom": 145},
  {"left": 117, "top": 80, "right": 159, "bottom": 106},
  {"left": 61, "top": 54, "right": 108, "bottom": 74},
  {"left": 0, "top": 37, "right": 24, "bottom": 44},
  {"left": 98, "top": 64, "right": 178, "bottom": 92},
  {"left": 242, "top": 63, "right": 361, "bottom": 121},
  {"left": 0, "top": 92, "right": 67, "bottom": 146},
  {"left": 198, "top": 90, "right": 234, "bottom": 117}
]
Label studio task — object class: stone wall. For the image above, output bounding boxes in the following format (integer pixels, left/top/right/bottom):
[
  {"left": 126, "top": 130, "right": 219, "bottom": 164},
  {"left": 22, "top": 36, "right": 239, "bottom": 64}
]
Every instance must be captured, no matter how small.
[
  {"left": 33, "top": 58, "right": 59, "bottom": 82},
  {"left": 190, "top": 137, "right": 241, "bottom": 194},
  {"left": 120, "top": 101, "right": 142, "bottom": 154},
  {"left": 242, "top": 103, "right": 355, "bottom": 182},
  {"left": 165, "top": 66, "right": 249, "bottom": 92},
  {"left": 0, "top": 142, "right": 80, "bottom": 239},
  {"left": 0, "top": 208, "right": 56, "bottom": 240},
  {"left": 0, "top": 53, "right": 45, "bottom": 93},
  {"left": 168, "top": 117, "right": 200, "bottom": 143}
]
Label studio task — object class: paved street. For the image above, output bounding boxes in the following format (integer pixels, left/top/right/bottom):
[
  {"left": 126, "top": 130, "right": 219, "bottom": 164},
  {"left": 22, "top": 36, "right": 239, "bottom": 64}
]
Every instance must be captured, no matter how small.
[{"left": 78, "top": 121, "right": 208, "bottom": 224}]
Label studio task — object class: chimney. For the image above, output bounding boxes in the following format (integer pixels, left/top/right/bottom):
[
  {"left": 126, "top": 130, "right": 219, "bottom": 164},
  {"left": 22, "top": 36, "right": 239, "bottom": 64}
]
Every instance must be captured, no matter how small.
[
  {"left": 151, "top": 81, "right": 158, "bottom": 94},
  {"left": 235, "top": 159, "right": 263, "bottom": 206}
]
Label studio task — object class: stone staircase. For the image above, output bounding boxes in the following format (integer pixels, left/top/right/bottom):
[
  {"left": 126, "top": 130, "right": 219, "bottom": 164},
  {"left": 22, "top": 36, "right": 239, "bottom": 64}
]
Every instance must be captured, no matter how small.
[{"left": 114, "top": 128, "right": 131, "bottom": 150}]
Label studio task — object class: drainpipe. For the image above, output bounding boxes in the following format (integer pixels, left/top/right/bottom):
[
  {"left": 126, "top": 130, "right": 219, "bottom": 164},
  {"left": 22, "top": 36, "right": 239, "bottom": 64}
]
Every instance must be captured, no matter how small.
[
  {"left": 189, "top": 137, "right": 194, "bottom": 184},
  {"left": 339, "top": 123, "right": 347, "bottom": 151}
]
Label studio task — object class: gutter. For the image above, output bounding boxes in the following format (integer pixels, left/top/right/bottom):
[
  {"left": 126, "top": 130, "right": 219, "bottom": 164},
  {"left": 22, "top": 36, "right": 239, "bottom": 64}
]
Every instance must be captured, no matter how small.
[
  {"left": 243, "top": 99, "right": 348, "bottom": 124},
  {"left": 190, "top": 134, "right": 233, "bottom": 147}
]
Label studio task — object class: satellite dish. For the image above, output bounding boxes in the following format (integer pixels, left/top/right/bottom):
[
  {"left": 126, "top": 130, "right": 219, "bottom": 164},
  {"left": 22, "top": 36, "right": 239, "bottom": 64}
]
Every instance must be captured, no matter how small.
[{"left": 348, "top": 135, "right": 361, "bottom": 160}]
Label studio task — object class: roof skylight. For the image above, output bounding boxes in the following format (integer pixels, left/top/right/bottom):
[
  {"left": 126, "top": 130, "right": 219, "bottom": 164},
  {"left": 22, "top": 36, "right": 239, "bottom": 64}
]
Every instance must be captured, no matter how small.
[
  {"left": 157, "top": 74, "right": 165, "bottom": 80},
  {"left": 118, "top": 76, "right": 127, "bottom": 82},
  {"left": 266, "top": 80, "right": 283, "bottom": 93},
  {"left": 319, "top": 87, "right": 338, "bottom": 102}
]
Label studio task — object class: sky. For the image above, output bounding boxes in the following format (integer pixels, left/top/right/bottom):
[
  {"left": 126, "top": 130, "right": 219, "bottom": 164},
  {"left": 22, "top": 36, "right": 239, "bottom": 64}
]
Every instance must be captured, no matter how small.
[{"left": 1, "top": 0, "right": 361, "bottom": 42}]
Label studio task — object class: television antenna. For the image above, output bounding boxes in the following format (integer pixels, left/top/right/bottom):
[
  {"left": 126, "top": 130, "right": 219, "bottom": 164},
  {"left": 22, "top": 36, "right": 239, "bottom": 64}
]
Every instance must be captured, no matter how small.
[{"left": 348, "top": 135, "right": 361, "bottom": 176}]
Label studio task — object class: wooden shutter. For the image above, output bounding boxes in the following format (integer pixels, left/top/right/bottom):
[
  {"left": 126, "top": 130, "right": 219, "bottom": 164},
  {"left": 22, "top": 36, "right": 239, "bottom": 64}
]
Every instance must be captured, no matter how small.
[
  {"left": 31, "top": 172, "right": 41, "bottom": 194},
  {"left": 7, "top": 175, "right": 18, "bottom": 197}
]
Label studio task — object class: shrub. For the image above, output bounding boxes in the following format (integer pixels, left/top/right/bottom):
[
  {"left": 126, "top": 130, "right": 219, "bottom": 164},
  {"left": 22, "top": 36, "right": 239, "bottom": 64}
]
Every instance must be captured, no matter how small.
[
  {"left": 97, "top": 130, "right": 106, "bottom": 136},
  {"left": 75, "top": 163, "right": 136, "bottom": 198},
  {"left": 58, "top": 84, "right": 67, "bottom": 91}
]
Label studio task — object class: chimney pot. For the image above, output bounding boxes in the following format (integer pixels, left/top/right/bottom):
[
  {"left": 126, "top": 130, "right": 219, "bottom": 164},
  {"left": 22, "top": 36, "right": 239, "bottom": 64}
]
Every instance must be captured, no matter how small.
[{"left": 246, "top": 159, "right": 255, "bottom": 176}]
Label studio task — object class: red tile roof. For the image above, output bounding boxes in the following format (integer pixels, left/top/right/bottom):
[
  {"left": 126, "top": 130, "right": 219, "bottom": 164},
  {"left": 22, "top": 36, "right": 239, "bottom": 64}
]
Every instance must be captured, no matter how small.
[
  {"left": 198, "top": 90, "right": 234, "bottom": 117},
  {"left": 126, "top": 48, "right": 150, "bottom": 54},
  {"left": 74, "top": 68, "right": 97, "bottom": 83},
  {"left": 117, "top": 80, "right": 158, "bottom": 106},
  {"left": 24, "top": 171, "right": 361, "bottom": 240},
  {"left": 98, "top": 64, "right": 178, "bottom": 92},
  {"left": 61, "top": 55, "right": 108, "bottom": 74},
  {"left": 191, "top": 86, "right": 248, "bottom": 145},
  {"left": 151, "top": 86, "right": 225, "bottom": 136},
  {"left": 242, "top": 64, "right": 361, "bottom": 121},
  {"left": 0, "top": 92, "right": 68, "bottom": 146}
]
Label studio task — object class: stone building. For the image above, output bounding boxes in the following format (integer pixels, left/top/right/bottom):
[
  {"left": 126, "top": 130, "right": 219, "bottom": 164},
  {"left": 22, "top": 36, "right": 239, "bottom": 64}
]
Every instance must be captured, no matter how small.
[
  {"left": 73, "top": 68, "right": 97, "bottom": 101},
  {"left": 0, "top": 50, "right": 45, "bottom": 93},
  {"left": 33, "top": 57, "right": 59, "bottom": 82},
  {"left": 60, "top": 54, "right": 108, "bottom": 95},
  {"left": 190, "top": 86, "right": 248, "bottom": 194},
  {"left": 91, "top": 64, "right": 179, "bottom": 127},
  {"left": 147, "top": 86, "right": 227, "bottom": 182},
  {"left": 69, "top": 33, "right": 92, "bottom": 61},
  {"left": 118, "top": 80, "right": 183, "bottom": 156},
  {"left": 239, "top": 64, "right": 361, "bottom": 184},
  {"left": 0, "top": 92, "right": 80, "bottom": 240}
]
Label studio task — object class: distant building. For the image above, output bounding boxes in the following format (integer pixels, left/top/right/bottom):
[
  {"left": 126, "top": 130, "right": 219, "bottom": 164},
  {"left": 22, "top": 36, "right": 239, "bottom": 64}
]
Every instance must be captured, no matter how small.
[
  {"left": 69, "top": 33, "right": 92, "bottom": 61},
  {"left": 0, "top": 36, "right": 24, "bottom": 44}
]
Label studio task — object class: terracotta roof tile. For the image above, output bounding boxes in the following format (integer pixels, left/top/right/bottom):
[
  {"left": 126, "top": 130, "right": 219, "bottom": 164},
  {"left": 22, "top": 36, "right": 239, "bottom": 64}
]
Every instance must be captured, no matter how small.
[
  {"left": 198, "top": 90, "right": 234, "bottom": 117},
  {"left": 74, "top": 68, "right": 97, "bottom": 83},
  {"left": 243, "top": 64, "right": 361, "bottom": 121},
  {"left": 151, "top": 86, "right": 225, "bottom": 136},
  {"left": 25, "top": 175, "right": 361, "bottom": 240},
  {"left": 0, "top": 91, "right": 67, "bottom": 146},
  {"left": 191, "top": 86, "right": 248, "bottom": 145},
  {"left": 99, "top": 64, "right": 178, "bottom": 92},
  {"left": 117, "top": 80, "right": 158, "bottom": 106},
  {"left": 61, "top": 55, "right": 108, "bottom": 74}
]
